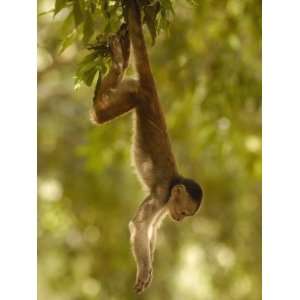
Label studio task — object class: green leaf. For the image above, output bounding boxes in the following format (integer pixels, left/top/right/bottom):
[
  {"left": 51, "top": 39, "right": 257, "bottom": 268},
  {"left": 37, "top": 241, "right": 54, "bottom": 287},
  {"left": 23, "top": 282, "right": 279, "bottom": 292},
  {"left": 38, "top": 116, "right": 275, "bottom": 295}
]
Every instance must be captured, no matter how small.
[
  {"left": 38, "top": 9, "right": 55, "bottom": 17},
  {"left": 75, "top": 52, "right": 101, "bottom": 88},
  {"left": 144, "top": 3, "right": 160, "bottom": 44},
  {"left": 79, "top": 59, "right": 99, "bottom": 74},
  {"left": 83, "top": 67, "right": 98, "bottom": 86},
  {"left": 160, "top": 0, "right": 175, "bottom": 14},
  {"left": 73, "top": 0, "right": 84, "bottom": 27},
  {"left": 74, "top": 50, "right": 112, "bottom": 88},
  {"left": 58, "top": 30, "right": 77, "bottom": 54},
  {"left": 80, "top": 52, "right": 99, "bottom": 65},
  {"left": 83, "top": 12, "right": 95, "bottom": 44},
  {"left": 101, "top": 0, "right": 109, "bottom": 17},
  {"left": 54, "top": 0, "right": 67, "bottom": 15},
  {"left": 61, "top": 10, "right": 74, "bottom": 34}
]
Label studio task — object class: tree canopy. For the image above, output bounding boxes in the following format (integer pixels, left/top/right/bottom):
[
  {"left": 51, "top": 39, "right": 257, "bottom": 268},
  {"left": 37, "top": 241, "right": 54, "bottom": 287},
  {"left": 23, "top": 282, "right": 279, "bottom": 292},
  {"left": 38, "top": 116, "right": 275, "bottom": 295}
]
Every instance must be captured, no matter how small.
[{"left": 48, "top": 0, "right": 176, "bottom": 88}]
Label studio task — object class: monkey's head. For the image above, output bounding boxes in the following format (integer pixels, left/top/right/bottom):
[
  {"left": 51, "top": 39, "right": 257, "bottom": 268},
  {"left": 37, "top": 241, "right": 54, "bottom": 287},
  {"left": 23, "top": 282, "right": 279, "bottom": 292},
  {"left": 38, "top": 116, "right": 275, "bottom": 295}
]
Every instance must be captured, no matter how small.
[{"left": 167, "top": 177, "right": 203, "bottom": 222}]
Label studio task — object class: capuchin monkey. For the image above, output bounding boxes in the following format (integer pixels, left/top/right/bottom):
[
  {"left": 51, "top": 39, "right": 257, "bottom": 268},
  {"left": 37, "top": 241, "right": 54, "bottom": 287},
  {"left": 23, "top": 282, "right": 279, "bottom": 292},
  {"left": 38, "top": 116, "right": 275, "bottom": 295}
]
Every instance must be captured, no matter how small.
[{"left": 91, "top": 0, "right": 203, "bottom": 293}]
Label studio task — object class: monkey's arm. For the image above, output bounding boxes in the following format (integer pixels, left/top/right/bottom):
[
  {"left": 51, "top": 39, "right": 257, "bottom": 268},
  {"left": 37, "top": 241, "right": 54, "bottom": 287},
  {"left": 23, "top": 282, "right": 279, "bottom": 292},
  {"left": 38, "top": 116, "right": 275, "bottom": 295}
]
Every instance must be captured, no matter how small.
[
  {"left": 149, "top": 209, "right": 167, "bottom": 261},
  {"left": 129, "top": 196, "right": 164, "bottom": 293}
]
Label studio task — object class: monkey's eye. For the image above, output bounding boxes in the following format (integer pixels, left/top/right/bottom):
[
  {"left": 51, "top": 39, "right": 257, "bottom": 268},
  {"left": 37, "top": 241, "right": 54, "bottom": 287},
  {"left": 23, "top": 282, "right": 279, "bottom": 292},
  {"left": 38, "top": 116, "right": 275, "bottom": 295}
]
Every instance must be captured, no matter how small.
[{"left": 182, "top": 211, "right": 190, "bottom": 217}]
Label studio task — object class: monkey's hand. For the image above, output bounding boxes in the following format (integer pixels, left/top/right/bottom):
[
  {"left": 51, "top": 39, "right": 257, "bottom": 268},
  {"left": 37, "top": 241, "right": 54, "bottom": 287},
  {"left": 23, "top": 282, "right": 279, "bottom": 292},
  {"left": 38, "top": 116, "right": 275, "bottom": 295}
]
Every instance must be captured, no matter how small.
[{"left": 134, "top": 263, "right": 153, "bottom": 293}]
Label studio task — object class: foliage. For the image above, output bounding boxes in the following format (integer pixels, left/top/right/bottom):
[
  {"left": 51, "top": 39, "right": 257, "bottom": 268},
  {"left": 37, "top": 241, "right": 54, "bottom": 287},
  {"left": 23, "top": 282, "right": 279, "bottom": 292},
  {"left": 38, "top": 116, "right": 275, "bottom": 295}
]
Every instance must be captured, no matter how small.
[
  {"left": 48, "top": 0, "right": 175, "bottom": 88},
  {"left": 38, "top": 0, "right": 261, "bottom": 299}
]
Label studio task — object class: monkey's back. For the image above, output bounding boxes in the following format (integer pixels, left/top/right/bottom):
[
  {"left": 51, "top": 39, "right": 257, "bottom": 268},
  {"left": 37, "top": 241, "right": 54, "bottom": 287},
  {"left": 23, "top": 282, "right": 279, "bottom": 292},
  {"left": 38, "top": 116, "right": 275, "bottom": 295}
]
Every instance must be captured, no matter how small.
[{"left": 131, "top": 94, "right": 178, "bottom": 192}]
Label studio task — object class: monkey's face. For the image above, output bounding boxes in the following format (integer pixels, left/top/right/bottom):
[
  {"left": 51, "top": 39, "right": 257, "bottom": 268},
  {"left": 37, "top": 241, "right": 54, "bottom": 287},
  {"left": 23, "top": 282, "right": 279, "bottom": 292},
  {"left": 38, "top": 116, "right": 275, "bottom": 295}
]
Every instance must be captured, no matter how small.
[{"left": 167, "top": 184, "right": 199, "bottom": 222}]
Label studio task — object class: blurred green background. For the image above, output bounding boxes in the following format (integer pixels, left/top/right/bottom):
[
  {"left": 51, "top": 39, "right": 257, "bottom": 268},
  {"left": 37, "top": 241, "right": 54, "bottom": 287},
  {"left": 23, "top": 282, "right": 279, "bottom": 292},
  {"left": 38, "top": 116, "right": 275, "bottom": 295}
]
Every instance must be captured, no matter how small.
[{"left": 38, "top": 0, "right": 261, "bottom": 299}]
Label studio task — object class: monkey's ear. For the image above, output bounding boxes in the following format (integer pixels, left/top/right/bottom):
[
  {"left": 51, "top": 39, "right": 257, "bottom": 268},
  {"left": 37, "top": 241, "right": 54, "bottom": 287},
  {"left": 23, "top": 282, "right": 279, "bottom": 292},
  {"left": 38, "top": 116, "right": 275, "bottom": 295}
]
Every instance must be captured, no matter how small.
[{"left": 171, "top": 184, "right": 186, "bottom": 197}]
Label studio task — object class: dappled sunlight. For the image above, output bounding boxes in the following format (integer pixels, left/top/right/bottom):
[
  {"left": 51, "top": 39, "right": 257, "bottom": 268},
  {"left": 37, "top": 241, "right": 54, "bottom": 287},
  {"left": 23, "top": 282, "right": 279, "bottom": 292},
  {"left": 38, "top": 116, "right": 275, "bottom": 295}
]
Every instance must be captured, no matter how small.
[
  {"left": 38, "top": 178, "right": 62, "bottom": 202},
  {"left": 81, "top": 277, "right": 102, "bottom": 297},
  {"left": 173, "top": 243, "right": 213, "bottom": 300},
  {"left": 38, "top": 48, "right": 53, "bottom": 72},
  {"left": 218, "top": 117, "right": 231, "bottom": 132},
  {"left": 245, "top": 135, "right": 261, "bottom": 153},
  {"left": 215, "top": 244, "right": 236, "bottom": 270}
]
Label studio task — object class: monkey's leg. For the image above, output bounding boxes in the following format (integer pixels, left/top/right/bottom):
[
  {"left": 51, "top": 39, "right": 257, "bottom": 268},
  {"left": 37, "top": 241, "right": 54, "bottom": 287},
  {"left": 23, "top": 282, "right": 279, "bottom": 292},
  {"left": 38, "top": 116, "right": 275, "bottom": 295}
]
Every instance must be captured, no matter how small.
[
  {"left": 129, "top": 197, "right": 163, "bottom": 293},
  {"left": 118, "top": 23, "right": 130, "bottom": 70},
  {"left": 91, "top": 33, "right": 138, "bottom": 124},
  {"left": 94, "top": 36, "right": 125, "bottom": 101},
  {"left": 92, "top": 79, "right": 139, "bottom": 124}
]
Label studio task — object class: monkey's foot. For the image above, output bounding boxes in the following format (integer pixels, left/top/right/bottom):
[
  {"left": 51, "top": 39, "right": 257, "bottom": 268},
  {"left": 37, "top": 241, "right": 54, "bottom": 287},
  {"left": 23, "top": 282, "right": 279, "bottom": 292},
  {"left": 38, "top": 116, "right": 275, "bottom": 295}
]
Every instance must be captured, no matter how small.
[
  {"left": 117, "top": 23, "right": 130, "bottom": 70},
  {"left": 109, "top": 36, "right": 123, "bottom": 67},
  {"left": 134, "top": 267, "right": 153, "bottom": 294}
]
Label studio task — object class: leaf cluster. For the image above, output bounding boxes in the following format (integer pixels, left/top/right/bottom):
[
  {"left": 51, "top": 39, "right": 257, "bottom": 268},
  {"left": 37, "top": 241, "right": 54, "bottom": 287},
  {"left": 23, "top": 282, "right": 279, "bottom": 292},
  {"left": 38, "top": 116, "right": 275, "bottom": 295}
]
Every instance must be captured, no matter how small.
[{"left": 51, "top": 0, "right": 175, "bottom": 88}]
